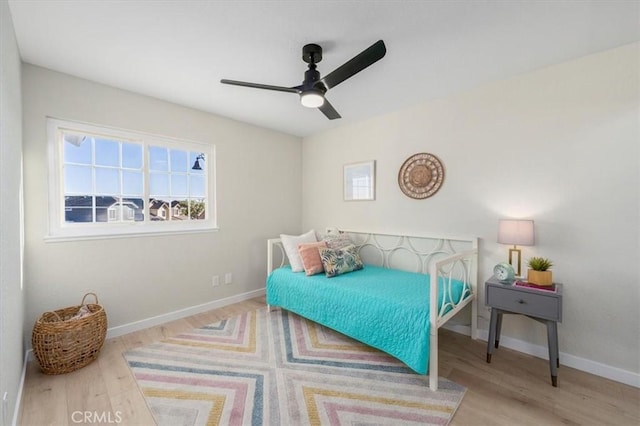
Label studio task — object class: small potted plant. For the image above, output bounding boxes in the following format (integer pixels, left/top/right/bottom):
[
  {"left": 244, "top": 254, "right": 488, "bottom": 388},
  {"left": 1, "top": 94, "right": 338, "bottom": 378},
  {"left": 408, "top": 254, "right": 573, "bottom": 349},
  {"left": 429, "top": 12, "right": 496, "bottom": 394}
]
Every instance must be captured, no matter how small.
[{"left": 527, "top": 257, "right": 553, "bottom": 286}]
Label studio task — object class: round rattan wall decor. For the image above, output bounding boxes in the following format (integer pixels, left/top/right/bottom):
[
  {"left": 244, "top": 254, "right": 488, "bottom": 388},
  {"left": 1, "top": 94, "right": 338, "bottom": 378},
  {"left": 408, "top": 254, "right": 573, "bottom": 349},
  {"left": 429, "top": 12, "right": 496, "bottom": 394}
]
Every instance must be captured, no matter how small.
[{"left": 398, "top": 153, "right": 445, "bottom": 199}]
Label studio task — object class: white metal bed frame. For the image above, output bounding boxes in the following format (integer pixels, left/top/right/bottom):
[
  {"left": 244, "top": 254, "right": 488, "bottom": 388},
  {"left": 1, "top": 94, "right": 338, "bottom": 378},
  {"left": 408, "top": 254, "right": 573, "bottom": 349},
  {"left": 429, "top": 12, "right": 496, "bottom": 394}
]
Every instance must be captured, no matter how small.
[{"left": 266, "top": 229, "right": 478, "bottom": 391}]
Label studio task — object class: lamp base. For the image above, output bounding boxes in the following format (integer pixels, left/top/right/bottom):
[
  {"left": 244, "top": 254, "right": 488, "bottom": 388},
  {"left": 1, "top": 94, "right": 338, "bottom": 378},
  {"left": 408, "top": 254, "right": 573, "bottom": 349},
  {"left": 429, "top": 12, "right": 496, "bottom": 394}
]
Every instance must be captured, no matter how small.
[{"left": 508, "top": 246, "right": 522, "bottom": 277}]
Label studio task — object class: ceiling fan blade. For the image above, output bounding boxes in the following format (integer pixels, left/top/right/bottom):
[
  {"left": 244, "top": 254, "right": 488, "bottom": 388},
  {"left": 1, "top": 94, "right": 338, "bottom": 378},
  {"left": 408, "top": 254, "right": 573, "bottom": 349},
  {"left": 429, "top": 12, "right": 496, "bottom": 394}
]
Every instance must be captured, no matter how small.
[
  {"left": 320, "top": 40, "right": 386, "bottom": 90},
  {"left": 318, "top": 98, "right": 341, "bottom": 120},
  {"left": 220, "top": 79, "right": 299, "bottom": 94}
]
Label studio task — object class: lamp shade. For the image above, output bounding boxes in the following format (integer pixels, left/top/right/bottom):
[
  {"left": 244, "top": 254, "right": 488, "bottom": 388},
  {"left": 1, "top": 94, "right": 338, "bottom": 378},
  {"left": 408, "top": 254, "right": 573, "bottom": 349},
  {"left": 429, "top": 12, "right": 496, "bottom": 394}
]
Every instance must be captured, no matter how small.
[{"left": 498, "top": 219, "right": 534, "bottom": 246}]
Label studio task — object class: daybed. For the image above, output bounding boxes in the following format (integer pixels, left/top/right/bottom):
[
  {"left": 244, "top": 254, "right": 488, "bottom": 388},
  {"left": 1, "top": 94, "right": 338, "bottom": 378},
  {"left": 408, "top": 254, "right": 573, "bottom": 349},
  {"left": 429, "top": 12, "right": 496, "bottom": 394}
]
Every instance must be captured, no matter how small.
[{"left": 266, "top": 230, "right": 478, "bottom": 391}]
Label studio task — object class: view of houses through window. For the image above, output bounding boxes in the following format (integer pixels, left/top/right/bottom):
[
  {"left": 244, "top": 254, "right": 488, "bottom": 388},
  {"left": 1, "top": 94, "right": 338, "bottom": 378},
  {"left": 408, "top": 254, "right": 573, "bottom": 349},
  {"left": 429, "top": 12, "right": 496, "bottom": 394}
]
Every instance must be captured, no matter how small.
[{"left": 63, "top": 133, "right": 207, "bottom": 224}]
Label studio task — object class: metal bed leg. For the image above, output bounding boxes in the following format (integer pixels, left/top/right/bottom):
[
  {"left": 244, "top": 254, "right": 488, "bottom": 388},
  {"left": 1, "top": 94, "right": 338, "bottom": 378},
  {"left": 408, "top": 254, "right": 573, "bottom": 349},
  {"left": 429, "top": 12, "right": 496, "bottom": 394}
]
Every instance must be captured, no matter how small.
[{"left": 429, "top": 329, "right": 438, "bottom": 391}]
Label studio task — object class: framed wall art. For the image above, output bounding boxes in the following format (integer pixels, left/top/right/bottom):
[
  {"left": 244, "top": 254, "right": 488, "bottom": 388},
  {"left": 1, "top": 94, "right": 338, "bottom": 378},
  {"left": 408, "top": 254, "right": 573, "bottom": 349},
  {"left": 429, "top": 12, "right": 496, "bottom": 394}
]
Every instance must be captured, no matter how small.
[{"left": 344, "top": 160, "right": 375, "bottom": 201}]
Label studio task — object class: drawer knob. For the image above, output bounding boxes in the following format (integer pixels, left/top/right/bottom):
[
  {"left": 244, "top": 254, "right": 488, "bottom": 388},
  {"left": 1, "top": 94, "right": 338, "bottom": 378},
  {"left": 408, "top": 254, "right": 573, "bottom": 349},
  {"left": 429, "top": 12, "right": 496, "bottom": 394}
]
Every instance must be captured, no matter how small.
[{"left": 517, "top": 299, "right": 526, "bottom": 304}]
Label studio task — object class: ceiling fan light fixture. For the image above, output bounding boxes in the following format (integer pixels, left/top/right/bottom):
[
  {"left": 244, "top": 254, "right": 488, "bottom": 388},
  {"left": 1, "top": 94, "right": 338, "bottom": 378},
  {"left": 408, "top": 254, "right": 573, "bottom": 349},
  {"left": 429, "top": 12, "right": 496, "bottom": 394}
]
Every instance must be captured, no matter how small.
[
  {"left": 221, "top": 40, "right": 386, "bottom": 119},
  {"left": 300, "top": 91, "right": 324, "bottom": 108}
]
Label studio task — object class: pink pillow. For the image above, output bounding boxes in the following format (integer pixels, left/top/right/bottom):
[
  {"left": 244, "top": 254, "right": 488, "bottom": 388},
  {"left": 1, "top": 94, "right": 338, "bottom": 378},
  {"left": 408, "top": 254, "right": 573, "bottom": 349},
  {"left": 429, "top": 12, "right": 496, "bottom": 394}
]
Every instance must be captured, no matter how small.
[{"left": 297, "top": 241, "right": 327, "bottom": 276}]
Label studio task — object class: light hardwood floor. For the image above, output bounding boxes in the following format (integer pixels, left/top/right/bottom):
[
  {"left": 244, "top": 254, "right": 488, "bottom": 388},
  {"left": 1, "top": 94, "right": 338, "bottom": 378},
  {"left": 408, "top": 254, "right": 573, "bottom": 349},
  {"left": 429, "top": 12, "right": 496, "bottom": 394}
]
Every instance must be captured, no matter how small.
[{"left": 19, "top": 297, "right": 639, "bottom": 425}]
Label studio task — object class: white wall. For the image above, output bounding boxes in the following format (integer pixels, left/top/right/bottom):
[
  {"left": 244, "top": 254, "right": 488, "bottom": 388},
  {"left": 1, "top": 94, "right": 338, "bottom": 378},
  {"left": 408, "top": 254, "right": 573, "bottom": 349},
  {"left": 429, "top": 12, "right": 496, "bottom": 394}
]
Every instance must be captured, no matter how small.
[
  {"left": 302, "top": 43, "right": 639, "bottom": 376},
  {"left": 22, "top": 65, "right": 302, "bottom": 340},
  {"left": 0, "top": 0, "right": 25, "bottom": 423}
]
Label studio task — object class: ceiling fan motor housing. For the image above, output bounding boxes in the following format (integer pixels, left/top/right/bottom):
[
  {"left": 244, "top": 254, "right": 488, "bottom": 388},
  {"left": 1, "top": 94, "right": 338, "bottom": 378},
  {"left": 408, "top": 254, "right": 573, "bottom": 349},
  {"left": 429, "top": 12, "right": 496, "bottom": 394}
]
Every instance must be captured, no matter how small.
[
  {"left": 303, "top": 67, "right": 324, "bottom": 92},
  {"left": 302, "top": 44, "right": 325, "bottom": 95},
  {"left": 302, "top": 43, "right": 323, "bottom": 64}
]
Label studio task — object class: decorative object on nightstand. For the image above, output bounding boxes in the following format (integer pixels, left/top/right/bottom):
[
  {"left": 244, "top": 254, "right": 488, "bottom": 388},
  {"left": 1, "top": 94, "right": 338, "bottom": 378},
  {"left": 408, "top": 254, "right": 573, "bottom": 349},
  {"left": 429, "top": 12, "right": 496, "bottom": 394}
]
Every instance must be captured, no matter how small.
[
  {"left": 497, "top": 219, "right": 534, "bottom": 277},
  {"left": 493, "top": 262, "right": 515, "bottom": 283},
  {"left": 515, "top": 280, "right": 556, "bottom": 292},
  {"left": 485, "top": 276, "right": 563, "bottom": 387},
  {"left": 527, "top": 256, "right": 553, "bottom": 286}
]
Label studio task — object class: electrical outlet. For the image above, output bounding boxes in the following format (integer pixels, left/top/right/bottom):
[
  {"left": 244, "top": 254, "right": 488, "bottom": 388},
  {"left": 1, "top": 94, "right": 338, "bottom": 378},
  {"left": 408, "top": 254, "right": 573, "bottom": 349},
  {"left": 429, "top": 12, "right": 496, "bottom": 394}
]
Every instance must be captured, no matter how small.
[
  {"left": 212, "top": 275, "right": 220, "bottom": 287},
  {"left": 224, "top": 273, "right": 233, "bottom": 285}
]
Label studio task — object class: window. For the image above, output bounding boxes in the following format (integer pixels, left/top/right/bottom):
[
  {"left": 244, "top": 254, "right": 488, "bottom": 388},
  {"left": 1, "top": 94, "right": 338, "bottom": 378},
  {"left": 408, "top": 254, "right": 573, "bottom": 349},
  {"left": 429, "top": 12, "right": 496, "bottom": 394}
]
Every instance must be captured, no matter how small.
[{"left": 47, "top": 118, "right": 216, "bottom": 241}]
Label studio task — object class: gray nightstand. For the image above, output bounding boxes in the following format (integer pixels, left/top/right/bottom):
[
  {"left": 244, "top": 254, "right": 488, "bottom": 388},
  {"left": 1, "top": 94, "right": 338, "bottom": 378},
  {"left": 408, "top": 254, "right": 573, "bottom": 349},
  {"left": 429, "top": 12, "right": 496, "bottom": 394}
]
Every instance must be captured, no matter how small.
[{"left": 485, "top": 276, "right": 563, "bottom": 386}]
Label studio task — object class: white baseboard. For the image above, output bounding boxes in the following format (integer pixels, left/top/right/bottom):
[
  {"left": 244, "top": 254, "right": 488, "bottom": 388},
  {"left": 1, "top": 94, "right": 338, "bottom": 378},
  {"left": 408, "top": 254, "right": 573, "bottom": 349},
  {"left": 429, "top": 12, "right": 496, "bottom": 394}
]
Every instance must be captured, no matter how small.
[
  {"left": 106, "top": 288, "right": 265, "bottom": 339},
  {"left": 441, "top": 324, "right": 639, "bottom": 388},
  {"left": 12, "top": 349, "right": 30, "bottom": 426}
]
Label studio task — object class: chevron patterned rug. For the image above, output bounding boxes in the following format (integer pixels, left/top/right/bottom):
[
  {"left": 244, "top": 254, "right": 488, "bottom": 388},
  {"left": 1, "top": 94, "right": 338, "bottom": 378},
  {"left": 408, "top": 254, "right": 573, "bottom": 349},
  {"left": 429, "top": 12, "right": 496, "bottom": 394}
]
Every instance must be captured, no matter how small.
[{"left": 124, "top": 307, "right": 466, "bottom": 425}]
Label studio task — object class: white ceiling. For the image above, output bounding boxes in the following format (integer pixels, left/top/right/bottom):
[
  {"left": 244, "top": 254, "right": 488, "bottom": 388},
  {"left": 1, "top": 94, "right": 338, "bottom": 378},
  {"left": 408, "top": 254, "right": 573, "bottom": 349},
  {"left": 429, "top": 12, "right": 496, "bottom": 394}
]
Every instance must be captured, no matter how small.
[{"left": 7, "top": 1, "right": 640, "bottom": 137}]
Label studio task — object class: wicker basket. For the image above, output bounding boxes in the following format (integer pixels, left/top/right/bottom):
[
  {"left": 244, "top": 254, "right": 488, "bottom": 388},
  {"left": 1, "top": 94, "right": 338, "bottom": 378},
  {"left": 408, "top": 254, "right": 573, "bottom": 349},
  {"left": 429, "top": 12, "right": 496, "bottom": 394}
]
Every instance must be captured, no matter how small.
[{"left": 32, "top": 293, "right": 107, "bottom": 374}]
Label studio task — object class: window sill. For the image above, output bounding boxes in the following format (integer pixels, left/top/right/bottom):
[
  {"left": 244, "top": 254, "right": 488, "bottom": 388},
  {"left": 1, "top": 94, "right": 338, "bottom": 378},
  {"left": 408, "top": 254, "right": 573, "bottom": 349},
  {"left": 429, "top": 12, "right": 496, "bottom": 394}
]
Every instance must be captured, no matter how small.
[{"left": 44, "top": 226, "right": 219, "bottom": 243}]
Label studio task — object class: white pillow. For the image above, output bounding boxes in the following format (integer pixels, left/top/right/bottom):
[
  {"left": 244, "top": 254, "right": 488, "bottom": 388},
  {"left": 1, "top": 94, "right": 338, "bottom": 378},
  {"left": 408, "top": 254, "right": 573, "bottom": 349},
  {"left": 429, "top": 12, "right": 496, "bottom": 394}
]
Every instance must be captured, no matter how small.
[{"left": 280, "top": 230, "right": 317, "bottom": 272}]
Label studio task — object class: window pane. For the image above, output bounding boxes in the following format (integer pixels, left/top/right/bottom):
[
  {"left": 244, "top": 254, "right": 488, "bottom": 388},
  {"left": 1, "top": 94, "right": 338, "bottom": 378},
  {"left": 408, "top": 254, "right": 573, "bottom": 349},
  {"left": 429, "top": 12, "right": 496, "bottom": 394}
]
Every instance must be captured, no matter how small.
[
  {"left": 64, "top": 196, "right": 93, "bottom": 222},
  {"left": 123, "top": 198, "right": 145, "bottom": 221},
  {"left": 122, "top": 143, "right": 142, "bottom": 169},
  {"left": 96, "top": 197, "right": 113, "bottom": 222},
  {"left": 149, "top": 198, "right": 169, "bottom": 221},
  {"left": 149, "top": 146, "right": 168, "bottom": 171},
  {"left": 95, "top": 168, "right": 120, "bottom": 194},
  {"left": 96, "top": 196, "right": 116, "bottom": 222},
  {"left": 63, "top": 134, "right": 92, "bottom": 164},
  {"left": 123, "top": 170, "right": 143, "bottom": 195},
  {"left": 170, "top": 199, "right": 188, "bottom": 220},
  {"left": 150, "top": 173, "right": 169, "bottom": 196},
  {"left": 95, "top": 138, "right": 119, "bottom": 167},
  {"left": 170, "top": 149, "right": 188, "bottom": 172},
  {"left": 190, "top": 175, "right": 205, "bottom": 197},
  {"left": 189, "top": 199, "right": 206, "bottom": 220},
  {"left": 64, "top": 165, "right": 92, "bottom": 194},
  {"left": 171, "top": 175, "right": 188, "bottom": 196}
]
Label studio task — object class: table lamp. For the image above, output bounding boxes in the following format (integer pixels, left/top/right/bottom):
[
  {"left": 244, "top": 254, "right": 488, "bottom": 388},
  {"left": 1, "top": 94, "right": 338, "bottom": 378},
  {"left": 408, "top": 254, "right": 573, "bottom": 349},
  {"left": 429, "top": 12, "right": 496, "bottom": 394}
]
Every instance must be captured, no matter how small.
[{"left": 498, "top": 219, "right": 534, "bottom": 277}]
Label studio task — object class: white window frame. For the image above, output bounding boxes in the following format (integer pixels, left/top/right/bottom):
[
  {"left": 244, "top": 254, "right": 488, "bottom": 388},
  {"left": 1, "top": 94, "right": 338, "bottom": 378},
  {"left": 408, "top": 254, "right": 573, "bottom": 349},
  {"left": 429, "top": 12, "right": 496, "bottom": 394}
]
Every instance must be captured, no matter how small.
[{"left": 46, "top": 118, "right": 217, "bottom": 242}]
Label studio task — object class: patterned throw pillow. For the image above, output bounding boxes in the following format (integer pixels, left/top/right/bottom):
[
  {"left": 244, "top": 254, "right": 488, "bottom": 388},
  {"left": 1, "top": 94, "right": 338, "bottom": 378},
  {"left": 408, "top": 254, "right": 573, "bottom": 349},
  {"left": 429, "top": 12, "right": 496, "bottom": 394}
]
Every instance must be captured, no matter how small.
[
  {"left": 321, "top": 233, "right": 353, "bottom": 250},
  {"left": 318, "top": 244, "right": 364, "bottom": 278}
]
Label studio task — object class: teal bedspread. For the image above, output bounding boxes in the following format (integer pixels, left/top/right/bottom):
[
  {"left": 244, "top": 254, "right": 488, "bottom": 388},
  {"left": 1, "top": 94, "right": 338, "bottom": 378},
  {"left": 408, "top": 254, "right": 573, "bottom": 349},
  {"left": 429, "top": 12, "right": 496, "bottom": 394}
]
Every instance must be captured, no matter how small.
[{"left": 266, "top": 265, "right": 465, "bottom": 374}]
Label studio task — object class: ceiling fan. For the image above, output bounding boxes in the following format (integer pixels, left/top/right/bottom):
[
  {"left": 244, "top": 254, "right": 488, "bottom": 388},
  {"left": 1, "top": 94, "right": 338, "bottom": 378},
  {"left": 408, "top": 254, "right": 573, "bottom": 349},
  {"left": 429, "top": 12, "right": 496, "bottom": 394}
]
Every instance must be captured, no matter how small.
[{"left": 220, "top": 40, "right": 386, "bottom": 120}]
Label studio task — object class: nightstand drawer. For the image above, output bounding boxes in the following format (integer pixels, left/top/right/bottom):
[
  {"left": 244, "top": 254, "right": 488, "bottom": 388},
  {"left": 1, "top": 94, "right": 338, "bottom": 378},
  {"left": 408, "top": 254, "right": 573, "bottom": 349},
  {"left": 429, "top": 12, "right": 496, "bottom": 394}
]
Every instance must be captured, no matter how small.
[{"left": 486, "top": 285, "right": 561, "bottom": 321}]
